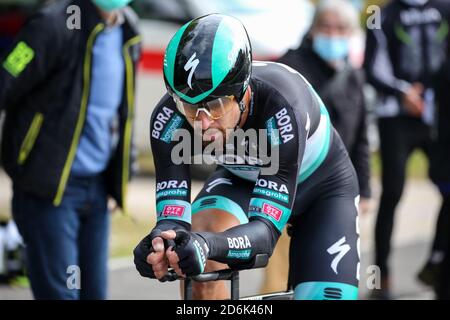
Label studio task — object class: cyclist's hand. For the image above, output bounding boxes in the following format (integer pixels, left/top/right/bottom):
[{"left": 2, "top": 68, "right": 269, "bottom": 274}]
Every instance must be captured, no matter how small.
[
  {"left": 133, "top": 228, "right": 169, "bottom": 280},
  {"left": 159, "top": 230, "right": 184, "bottom": 278},
  {"left": 161, "top": 230, "right": 209, "bottom": 277}
]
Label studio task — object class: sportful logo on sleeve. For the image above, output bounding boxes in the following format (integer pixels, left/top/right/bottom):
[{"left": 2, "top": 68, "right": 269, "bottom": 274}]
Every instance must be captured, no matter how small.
[{"left": 3, "top": 42, "right": 35, "bottom": 77}]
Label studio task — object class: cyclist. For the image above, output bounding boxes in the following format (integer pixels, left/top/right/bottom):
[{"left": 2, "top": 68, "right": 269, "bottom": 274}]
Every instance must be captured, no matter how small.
[{"left": 134, "top": 14, "right": 361, "bottom": 300}]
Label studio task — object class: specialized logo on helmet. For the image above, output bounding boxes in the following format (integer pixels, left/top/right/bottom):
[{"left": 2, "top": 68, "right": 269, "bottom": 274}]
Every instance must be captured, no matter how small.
[
  {"left": 184, "top": 52, "right": 199, "bottom": 90},
  {"left": 164, "top": 14, "right": 252, "bottom": 105}
]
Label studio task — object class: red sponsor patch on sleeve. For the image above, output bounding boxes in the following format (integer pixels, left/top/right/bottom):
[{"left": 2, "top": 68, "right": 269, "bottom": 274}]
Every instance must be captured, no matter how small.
[
  {"left": 162, "top": 205, "right": 185, "bottom": 217},
  {"left": 262, "top": 203, "right": 282, "bottom": 221}
]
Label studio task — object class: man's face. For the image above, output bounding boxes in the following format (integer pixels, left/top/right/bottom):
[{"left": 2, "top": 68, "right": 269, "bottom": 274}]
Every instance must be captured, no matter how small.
[{"left": 184, "top": 98, "right": 241, "bottom": 147}]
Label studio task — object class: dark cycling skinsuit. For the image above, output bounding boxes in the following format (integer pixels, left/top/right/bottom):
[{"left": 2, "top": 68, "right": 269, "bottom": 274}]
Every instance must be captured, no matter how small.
[{"left": 150, "top": 61, "right": 360, "bottom": 300}]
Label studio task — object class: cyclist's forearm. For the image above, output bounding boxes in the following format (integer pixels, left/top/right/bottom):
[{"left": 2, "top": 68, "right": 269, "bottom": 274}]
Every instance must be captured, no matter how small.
[
  {"left": 198, "top": 218, "right": 280, "bottom": 265},
  {"left": 155, "top": 220, "right": 191, "bottom": 232}
]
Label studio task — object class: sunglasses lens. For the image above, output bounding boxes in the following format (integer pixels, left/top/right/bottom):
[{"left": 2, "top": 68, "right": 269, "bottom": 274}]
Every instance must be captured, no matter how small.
[
  {"left": 204, "top": 96, "right": 235, "bottom": 119},
  {"left": 172, "top": 95, "right": 236, "bottom": 120}
]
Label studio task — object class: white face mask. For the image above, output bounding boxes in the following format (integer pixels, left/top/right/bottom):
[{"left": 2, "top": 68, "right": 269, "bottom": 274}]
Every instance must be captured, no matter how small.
[{"left": 400, "top": 0, "right": 429, "bottom": 6}]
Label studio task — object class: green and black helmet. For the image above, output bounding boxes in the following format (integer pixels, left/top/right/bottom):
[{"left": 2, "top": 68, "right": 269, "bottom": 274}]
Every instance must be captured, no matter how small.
[{"left": 163, "top": 13, "right": 252, "bottom": 105}]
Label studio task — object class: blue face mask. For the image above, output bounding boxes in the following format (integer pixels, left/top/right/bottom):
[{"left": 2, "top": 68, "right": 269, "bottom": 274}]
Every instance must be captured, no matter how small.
[
  {"left": 93, "top": 0, "right": 133, "bottom": 12},
  {"left": 312, "top": 34, "right": 349, "bottom": 63},
  {"left": 400, "top": 0, "right": 429, "bottom": 5}
]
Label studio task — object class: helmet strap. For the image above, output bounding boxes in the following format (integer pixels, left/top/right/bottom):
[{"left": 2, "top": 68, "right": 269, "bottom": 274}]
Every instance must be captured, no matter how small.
[
  {"left": 234, "top": 87, "right": 254, "bottom": 130},
  {"left": 234, "top": 100, "right": 247, "bottom": 130}
]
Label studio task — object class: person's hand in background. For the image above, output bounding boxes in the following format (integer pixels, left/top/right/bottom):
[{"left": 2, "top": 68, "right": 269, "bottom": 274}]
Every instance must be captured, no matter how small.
[{"left": 402, "top": 82, "right": 424, "bottom": 117}]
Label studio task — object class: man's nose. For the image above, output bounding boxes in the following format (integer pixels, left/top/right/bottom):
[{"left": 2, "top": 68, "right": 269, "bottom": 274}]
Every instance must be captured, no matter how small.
[{"left": 196, "top": 111, "right": 213, "bottom": 130}]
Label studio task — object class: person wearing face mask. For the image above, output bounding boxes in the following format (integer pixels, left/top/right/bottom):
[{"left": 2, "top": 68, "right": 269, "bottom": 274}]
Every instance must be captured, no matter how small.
[
  {"left": 432, "top": 51, "right": 450, "bottom": 300},
  {"left": 258, "top": 0, "right": 370, "bottom": 296},
  {"left": 0, "top": 0, "right": 141, "bottom": 299},
  {"left": 364, "top": 0, "right": 449, "bottom": 299},
  {"left": 279, "top": 0, "right": 371, "bottom": 211}
]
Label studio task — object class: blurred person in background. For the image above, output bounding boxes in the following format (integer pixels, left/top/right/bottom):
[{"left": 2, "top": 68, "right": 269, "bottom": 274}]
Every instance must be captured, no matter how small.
[
  {"left": 432, "top": 53, "right": 450, "bottom": 300},
  {"left": 364, "top": 0, "right": 449, "bottom": 299},
  {"left": 0, "top": 1, "right": 42, "bottom": 54},
  {"left": 259, "top": 0, "right": 370, "bottom": 296},
  {"left": 0, "top": 0, "right": 140, "bottom": 299},
  {"left": 279, "top": 0, "right": 371, "bottom": 210},
  {"left": 440, "top": 234, "right": 450, "bottom": 299}
]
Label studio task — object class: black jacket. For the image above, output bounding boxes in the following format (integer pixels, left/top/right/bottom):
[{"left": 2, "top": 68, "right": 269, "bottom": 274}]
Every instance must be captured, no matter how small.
[
  {"left": 430, "top": 56, "right": 450, "bottom": 183},
  {"left": 364, "top": 0, "right": 449, "bottom": 118},
  {"left": 0, "top": 0, "right": 141, "bottom": 208},
  {"left": 278, "top": 38, "right": 371, "bottom": 198}
]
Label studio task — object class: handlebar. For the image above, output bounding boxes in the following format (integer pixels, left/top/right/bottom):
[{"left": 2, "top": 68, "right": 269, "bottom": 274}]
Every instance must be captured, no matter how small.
[
  {"left": 149, "top": 244, "right": 269, "bottom": 300},
  {"left": 160, "top": 268, "right": 237, "bottom": 282}
]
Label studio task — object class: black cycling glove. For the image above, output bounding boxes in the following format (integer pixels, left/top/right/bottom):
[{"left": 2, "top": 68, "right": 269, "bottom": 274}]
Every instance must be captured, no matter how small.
[
  {"left": 133, "top": 220, "right": 189, "bottom": 279},
  {"left": 171, "top": 230, "right": 210, "bottom": 276}
]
